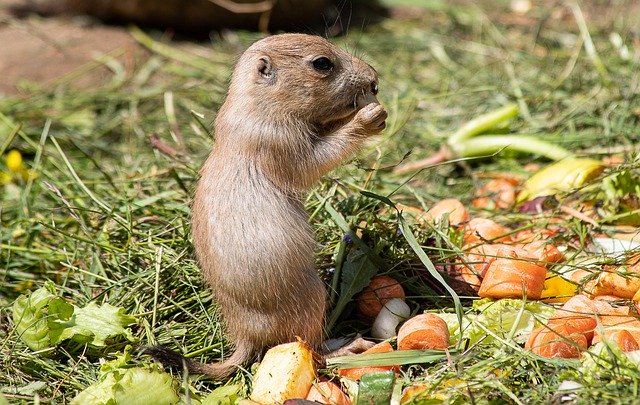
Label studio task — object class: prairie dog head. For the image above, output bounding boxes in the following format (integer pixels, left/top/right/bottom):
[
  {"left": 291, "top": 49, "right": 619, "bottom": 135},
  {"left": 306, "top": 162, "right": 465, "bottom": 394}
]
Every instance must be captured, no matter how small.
[{"left": 226, "top": 33, "right": 380, "bottom": 130}]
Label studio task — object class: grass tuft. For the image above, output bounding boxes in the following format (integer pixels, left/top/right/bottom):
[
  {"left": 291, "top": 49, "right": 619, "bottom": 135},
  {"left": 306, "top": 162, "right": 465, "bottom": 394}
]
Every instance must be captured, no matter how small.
[{"left": 1, "top": 1, "right": 640, "bottom": 403}]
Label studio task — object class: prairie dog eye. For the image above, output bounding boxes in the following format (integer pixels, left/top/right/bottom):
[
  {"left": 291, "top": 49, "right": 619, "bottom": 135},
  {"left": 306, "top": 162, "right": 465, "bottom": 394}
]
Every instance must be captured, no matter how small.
[{"left": 311, "top": 57, "right": 334, "bottom": 71}]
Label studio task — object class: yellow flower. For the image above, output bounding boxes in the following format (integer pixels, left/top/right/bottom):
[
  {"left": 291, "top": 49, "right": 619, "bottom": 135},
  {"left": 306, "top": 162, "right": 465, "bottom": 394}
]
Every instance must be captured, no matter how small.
[{"left": 6, "top": 149, "right": 24, "bottom": 172}]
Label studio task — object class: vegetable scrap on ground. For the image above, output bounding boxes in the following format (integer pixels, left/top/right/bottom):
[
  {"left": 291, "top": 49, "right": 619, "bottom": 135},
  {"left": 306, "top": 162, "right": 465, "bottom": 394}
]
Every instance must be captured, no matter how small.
[{"left": 2, "top": 1, "right": 640, "bottom": 404}]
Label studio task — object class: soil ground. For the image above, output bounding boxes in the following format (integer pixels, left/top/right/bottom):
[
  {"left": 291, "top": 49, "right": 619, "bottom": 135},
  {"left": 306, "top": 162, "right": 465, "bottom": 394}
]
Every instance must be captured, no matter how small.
[{"left": 0, "top": 0, "right": 139, "bottom": 96}]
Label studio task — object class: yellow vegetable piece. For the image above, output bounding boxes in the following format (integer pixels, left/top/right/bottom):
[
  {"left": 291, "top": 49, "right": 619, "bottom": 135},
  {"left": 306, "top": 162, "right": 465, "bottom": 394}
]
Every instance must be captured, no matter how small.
[
  {"left": 250, "top": 341, "right": 317, "bottom": 405},
  {"left": 6, "top": 149, "right": 23, "bottom": 172},
  {"left": 517, "top": 158, "right": 604, "bottom": 202},
  {"left": 540, "top": 274, "right": 577, "bottom": 303}
]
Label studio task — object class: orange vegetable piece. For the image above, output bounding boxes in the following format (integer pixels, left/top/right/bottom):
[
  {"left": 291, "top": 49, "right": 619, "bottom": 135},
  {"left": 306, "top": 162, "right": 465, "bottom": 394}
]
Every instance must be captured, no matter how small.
[
  {"left": 397, "top": 314, "right": 450, "bottom": 350},
  {"left": 592, "top": 329, "right": 639, "bottom": 351},
  {"left": 525, "top": 322, "right": 588, "bottom": 358},
  {"left": 455, "top": 244, "right": 517, "bottom": 292},
  {"left": 306, "top": 381, "right": 352, "bottom": 405},
  {"left": 512, "top": 226, "right": 560, "bottom": 244},
  {"left": 596, "top": 315, "right": 640, "bottom": 346},
  {"left": 337, "top": 341, "right": 399, "bottom": 380},
  {"left": 550, "top": 295, "right": 599, "bottom": 343},
  {"left": 424, "top": 198, "right": 470, "bottom": 227},
  {"left": 549, "top": 295, "right": 629, "bottom": 344},
  {"left": 592, "top": 296, "right": 630, "bottom": 316},
  {"left": 518, "top": 240, "right": 564, "bottom": 264},
  {"left": 356, "top": 275, "right": 405, "bottom": 319},
  {"left": 552, "top": 295, "right": 598, "bottom": 319},
  {"left": 463, "top": 218, "right": 512, "bottom": 244},
  {"left": 472, "top": 177, "right": 520, "bottom": 210},
  {"left": 477, "top": 249, "right": 547, "bottom": 300},
  {"left": 586, "top": 263, "right": 640, "bottom": 299}
]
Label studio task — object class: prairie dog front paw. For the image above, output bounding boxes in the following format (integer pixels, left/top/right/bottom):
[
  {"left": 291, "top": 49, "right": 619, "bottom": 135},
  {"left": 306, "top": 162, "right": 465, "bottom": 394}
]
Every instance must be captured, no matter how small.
[{"left": 356, "top": 103, "right": 387, "bottom": 134}]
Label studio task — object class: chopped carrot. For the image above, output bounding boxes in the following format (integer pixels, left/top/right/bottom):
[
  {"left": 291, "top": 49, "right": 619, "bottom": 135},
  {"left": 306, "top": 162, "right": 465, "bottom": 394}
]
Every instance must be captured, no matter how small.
[
  {"left": 337, "top": 341, "right": 399, "bottom": 380},
  {"left": 518, "top": 240, "right": 564, "bottom": 264},
  {"left": 586, "top": 263, "right": 640, "bottom": 299},
  {"left": 455, "top": 244, "right": 499, "bottom": 292},
  {"left": 526, "top": 322, "right": 588, "bottom": 358},
  {"left": 471, "top": 176, "right": 520, "bottom": 210},
  {"left": 596, "top": 315, "right": 640, "bottom": 346},
  {"left": 592, "top": 329, "right": 639, "bottom": 351},
  {"left": 424, "top": 198, "right": 470, "bottom": 227},
  {"left": 549, "top": 295, "right": 629, "bottom": 344},
  {"left": 455, "top": 244, "right": 520, "bottom": 291},
  {"left": 477, "top": 249, "right": 547, "bottom": 300},
  {"left": 306, "top": 381, "right": 352, "bottom": 405},
  {"left": 550, "top": 295, "right": 598, "bottom": 343},
  {"left": 356, "top": 275, "right": 405, "bottom": 319},
  {"left": 592, "top": 296, "right": 630, "bottom": 315},
  {"left": 462, "top": 218, "right": 512, "bottom": 244},
  {"left": 552, "top": 295, "right": 598, "bottom": 319},
  {"left": 397, "top": 314, "right": 450, "bottom": 350},
  {"left": 512, "top": 226, "right": 560, "bottom": 244}
]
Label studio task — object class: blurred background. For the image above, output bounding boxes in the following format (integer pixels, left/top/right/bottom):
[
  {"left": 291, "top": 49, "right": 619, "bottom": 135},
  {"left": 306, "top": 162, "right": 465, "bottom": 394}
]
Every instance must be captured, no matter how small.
[{"left": 0, "top": 0, "right": 390, "bottom": 95}]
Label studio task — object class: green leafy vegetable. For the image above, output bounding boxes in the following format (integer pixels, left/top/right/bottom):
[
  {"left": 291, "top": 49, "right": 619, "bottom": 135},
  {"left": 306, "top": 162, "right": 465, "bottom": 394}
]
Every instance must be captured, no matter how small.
[
  {"left": 71, "top": 347, "right": 179, "bottom": 405},
  {"left": 200, "top": 385, "right": 242, "bottom": 405},
  {"left": 599, "top": 169, "right": 640, "bottom": 225},
  {"left": 356, "top": 370, "right": 396, "bottom": 405},
  {"left": 12, "top": 281, "right": 74, "bottom": 350},
  {"left": 439, "top": 298, "right": 554, "bottom": 346},
  {"left": 326, "top": 250, "right": 379, "bottom": 330},
  {"left": 60, "top": 302, "right": 137, "bottom": 347},
  {"left": 580, "top": 342, "right": 640, "bottom": 385},
  {"left": 12, "top": 282, "right": 137, "bottom": 351}
]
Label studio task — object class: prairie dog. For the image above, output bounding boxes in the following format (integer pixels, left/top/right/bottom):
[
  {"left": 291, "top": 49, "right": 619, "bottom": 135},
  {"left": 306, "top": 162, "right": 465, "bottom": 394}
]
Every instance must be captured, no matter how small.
[{"left": 149, "top": 33, "right": 386, "bottom": 378}]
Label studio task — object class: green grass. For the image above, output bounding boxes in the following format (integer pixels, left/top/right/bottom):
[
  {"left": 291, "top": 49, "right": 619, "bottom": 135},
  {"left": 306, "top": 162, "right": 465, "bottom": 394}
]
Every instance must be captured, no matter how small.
[{"left": 1, "top": 1, "right": 640, "bottom": 403}]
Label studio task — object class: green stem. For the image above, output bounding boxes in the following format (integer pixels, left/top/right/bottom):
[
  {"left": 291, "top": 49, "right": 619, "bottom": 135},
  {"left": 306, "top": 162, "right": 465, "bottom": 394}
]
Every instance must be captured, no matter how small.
[
  {"left": 451, "top": 134, "right": 573, "bottom": 161},
  {"left": 129, "top": 26, "right": 225, "bottom": 76},
  {"left": 448, "top": 104, "right": 519, "bottom": 145}
]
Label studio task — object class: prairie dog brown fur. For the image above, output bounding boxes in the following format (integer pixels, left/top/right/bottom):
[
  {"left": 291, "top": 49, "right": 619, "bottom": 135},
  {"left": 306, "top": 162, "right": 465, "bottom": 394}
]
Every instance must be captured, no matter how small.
[{"left": 149, "top": 33, "right": 386, "bottom": 378}]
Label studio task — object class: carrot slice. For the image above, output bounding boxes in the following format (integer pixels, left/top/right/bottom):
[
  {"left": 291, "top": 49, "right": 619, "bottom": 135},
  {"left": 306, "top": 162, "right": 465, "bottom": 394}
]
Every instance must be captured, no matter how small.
[
  {"left": 477, "top": 251, "right": 547, "bottom": 299},
  {"left": 306, "top": 381, "right": 352, "bottom": 405},
  {"left": 587, "top": 264, "right": 640, "bottom": 299},
  {"left": 512, "top": 226, "right": 560, "bottom": 244},
  {"left": 548, "top": 295, "right": 630, "bottom": 344},
  {"left": 463, "top": 218, "right": 513, "bottom": 244},
  {"left": 517, "top": 240, "right": 564, "bottom": 264},
  {"left": 592, "top": 329, "right": 639, "bottom": 352},
  {"left": 424, "top": 198, "right": 470, "bottom": 227},
  {"left": 596, "top": 315, "right": 640, "bottom": 346},
  {"left": 526, "top": 322, "right": 588, "bottom": 358},
  {"left": 397, "top": 314, "right": 450, "bottom": 350},
  {"left": 337, "top": 341, "right": 399, "bottom": 380},
  {"left": 357, "top": 275, "right": 405, "bottom": 319},
  {"left": 472, "top": 177, "right": 520, "bottom": 210},
  {"left": 455, "top": 244, "right": 514, "bottom": 291}
]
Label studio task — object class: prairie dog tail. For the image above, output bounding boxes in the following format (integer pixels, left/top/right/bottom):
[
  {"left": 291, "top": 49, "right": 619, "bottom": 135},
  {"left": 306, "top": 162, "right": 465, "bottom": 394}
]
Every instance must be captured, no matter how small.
[{"left": 144, "top": 340, "right": 254, "bottom": 379}]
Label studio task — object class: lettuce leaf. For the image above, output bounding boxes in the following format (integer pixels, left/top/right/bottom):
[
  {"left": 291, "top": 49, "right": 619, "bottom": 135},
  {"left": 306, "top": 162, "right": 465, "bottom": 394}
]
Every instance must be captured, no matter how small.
[
  {"left": 71, "top": 348, "right": 180, "bottom": 405},
  {"left": 439, "top": 298, "right": 555, "bottom": 346},
  {"left": 200, "top": 385, "right": 242, "bottom": 405},
  {"left": 12, "top": 282, "right": 137, "bottom": 351},
  {"left": 12, "top": 281, "right": 74, "bottom": 350}
]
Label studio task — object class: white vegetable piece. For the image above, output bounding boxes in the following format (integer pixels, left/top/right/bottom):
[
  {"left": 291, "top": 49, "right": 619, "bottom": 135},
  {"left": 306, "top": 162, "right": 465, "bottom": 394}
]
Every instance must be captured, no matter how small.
[
  {"left": 371, "top": 298, "right": 411, "bottom": 340},
  {"left": 250, "top": 341, "right": 316, "bottom": 404}
]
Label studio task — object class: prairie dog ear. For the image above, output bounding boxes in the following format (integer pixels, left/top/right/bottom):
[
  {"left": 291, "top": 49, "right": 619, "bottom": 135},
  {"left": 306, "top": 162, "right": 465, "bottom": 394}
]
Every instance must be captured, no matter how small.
[{"left": 257, "top": 56, "right": 275, "bottom": 82}]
